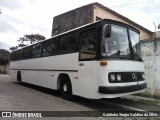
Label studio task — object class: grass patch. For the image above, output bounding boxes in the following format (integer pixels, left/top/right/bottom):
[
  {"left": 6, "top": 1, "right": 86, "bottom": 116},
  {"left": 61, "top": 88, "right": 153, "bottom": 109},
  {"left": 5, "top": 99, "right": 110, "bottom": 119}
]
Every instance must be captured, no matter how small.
[{"left": 137, "top": 99, "right": 159, "bottom": 106}]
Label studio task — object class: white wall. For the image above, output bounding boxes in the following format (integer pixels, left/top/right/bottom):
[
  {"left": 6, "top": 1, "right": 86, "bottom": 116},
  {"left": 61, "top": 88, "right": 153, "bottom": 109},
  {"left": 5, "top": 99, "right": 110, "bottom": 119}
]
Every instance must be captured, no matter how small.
[{"left": 140, "top": 39, "right": 160, "bottom": 98}]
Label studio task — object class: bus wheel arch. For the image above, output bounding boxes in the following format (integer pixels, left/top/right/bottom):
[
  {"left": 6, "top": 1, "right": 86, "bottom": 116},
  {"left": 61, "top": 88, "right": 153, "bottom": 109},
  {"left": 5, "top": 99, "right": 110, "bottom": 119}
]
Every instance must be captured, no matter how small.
[
  {"left": 17, "top": 71, "right": 22, "bottom": 84},
  {"left": 57, "top": 73, "right": 73, "bottom": 100}
]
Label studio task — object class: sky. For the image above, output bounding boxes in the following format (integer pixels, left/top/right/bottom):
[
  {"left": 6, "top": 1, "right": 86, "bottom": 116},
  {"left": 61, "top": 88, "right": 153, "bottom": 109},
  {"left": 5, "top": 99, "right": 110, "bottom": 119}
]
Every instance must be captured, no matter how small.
[{"left": 0, "top": 0, "right": 160, "bottom": 50}]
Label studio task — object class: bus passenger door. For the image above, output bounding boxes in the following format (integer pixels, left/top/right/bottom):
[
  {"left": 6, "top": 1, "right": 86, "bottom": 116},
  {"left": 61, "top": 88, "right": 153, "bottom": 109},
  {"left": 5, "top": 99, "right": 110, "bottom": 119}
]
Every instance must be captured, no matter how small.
[{"left": 78, "top": 29, "right": 98, "bottom": 98}]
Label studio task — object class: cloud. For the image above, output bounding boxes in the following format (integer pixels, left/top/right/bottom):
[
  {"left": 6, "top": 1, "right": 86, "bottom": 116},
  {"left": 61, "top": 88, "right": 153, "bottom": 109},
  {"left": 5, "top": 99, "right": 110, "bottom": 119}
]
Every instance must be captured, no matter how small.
[
  {"left": 0, "top": 0, "right": 160, "bottom": 48},
  {"left": 0, "top": 15, "right": 18, "bottom": 33},
  {"left": 0, "top": 41, "right": 11, "bottom": 50},
  {"left": 4, "top": 14, "right": 25, "bottom": 25},
  {"left": 107, "top": 0, "right": 160, "bottom": 31},
  {"left": 1, "top": 0, "right": 23, "bottom": 10}
]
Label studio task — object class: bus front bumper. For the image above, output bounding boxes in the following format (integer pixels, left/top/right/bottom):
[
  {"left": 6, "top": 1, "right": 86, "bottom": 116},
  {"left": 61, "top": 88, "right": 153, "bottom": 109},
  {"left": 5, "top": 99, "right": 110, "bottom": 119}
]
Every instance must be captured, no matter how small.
[{"left": 99, "top": 83, "right": 147, "bottom": 94}]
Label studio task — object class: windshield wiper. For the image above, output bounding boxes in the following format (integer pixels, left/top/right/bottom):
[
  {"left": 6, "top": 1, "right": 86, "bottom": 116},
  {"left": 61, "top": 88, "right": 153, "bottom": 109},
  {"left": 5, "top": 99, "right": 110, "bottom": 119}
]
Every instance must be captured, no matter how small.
[{"left": 128, "top": 40, "right": 135, "bottom": 59}]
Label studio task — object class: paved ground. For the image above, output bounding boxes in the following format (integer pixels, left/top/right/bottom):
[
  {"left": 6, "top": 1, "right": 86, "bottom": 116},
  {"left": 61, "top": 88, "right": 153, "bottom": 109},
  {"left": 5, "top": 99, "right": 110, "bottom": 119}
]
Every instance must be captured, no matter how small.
[{"left": 0, "top": 75, "right": 159, "bottom": 120}]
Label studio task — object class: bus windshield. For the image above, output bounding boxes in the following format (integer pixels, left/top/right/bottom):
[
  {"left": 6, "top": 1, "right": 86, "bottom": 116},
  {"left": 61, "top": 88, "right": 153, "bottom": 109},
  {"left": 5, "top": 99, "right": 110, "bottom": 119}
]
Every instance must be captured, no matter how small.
[{"left": 102, "top": 24, "right": 142, "bottom": 61}]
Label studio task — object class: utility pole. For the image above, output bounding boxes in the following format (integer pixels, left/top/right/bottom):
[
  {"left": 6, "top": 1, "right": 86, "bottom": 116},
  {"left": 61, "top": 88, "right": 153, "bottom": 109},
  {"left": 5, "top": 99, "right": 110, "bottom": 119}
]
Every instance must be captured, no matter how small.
[
  {"left": 158, "top": 24, "right": 160, "bottom": 30},
  {"left": 153, "top": 22, "right": 156, "bottom": 38}
]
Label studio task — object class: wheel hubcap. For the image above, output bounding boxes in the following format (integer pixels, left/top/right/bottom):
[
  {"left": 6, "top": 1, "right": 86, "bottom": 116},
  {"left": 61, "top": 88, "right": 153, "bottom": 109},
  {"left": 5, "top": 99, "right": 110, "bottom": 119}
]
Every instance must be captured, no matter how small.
[{"left": 63, "top": 84, "right": 67, "bottom": 92}]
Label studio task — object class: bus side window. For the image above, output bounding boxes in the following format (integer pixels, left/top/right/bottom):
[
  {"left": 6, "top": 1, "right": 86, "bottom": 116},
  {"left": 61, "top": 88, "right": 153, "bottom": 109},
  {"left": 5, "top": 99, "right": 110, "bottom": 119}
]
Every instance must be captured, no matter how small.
[
  {"left": 32, "top": 43, "right": 42, "bottom": 58},
  {"left": 18, "top": 49, "right": 23, "bottom": 60},
  {"left": 23, "top": 47, "right": 32, "bottom": 59},
  {"left": 58, "top": 33, "right": 77, "bottom": 54},
  {"left": 14, "top": 51, "right": 19, "bottom": 60},
  {"left": 80, "top": 30, "right": 97, "bottom": 59},
  {"left": 42, "top": 38, "right": 57, "bottom": 57},
  {"left": 11, "top": 52, "right": 15, "bottom": 61}
]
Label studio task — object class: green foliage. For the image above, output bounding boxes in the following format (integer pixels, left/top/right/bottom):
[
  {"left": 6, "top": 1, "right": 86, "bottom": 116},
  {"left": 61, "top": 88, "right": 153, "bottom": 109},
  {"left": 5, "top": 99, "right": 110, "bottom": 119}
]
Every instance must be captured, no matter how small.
[
  {"left": 0, "top": 49, "right": 10, "bottom": 65},
  {"left": 10, "top": 33, "right": 46, "bottom": 51},
  {"left": 17, "top": 34, "right": 46, "bottom": 45},
  {"left": 10, "top": 46, "right": 18, "bottom": 51},
  {"left": 18, "top": 43, "right": 26, "bottom": 48}
]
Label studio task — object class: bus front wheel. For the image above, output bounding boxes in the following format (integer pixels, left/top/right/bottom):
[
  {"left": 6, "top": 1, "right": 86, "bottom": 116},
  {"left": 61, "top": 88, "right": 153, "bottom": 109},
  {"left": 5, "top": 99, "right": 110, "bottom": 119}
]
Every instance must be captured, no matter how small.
[{"left": 60, "top": 79, "right": 72, "bottom": 100}]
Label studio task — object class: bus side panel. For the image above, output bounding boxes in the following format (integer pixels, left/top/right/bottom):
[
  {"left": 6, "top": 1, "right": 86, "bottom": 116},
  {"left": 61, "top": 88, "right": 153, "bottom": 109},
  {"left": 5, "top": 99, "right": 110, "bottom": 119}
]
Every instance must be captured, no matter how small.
[
  {"left": 9, "top": 53, "right": 79, "bottom": 95},
  {"left": 78, "top": 61, "right": 99, "bottom": 99},
  {"left": 10, "top": 69, "right": 17, "bottom": 81}
]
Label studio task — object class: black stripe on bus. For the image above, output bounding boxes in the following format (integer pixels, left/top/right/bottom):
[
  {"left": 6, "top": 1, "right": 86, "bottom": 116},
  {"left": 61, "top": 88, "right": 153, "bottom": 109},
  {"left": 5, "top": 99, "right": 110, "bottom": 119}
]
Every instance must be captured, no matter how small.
[{"left": 10, "top": 69, "right": 78, "bottom": 72}]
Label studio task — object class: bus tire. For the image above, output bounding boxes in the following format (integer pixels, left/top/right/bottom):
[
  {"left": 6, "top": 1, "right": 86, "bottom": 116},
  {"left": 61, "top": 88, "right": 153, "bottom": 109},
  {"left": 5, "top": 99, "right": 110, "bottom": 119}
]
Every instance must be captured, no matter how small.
[
  {"left": 17, "top": 71, "right": 22, "bottom": 84},
  {"left": 60, "top": 77, "right": 72, "bottom": 100}
]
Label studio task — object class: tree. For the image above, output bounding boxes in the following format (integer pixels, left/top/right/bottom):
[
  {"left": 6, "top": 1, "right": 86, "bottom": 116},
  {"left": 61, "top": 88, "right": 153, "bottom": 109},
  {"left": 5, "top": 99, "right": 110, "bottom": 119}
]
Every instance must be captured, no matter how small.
[
  {"left": 10, "top": 33, "right": 46, "bottom": 51},
  {"left": 10, "top": 46, "right": 18, "bottom": 51},
  {"left": 17, "top": 33, "right": 46, "bottom": 45},
  {"left": 0, "top": 49, "right": 10, "bottom": 65}
]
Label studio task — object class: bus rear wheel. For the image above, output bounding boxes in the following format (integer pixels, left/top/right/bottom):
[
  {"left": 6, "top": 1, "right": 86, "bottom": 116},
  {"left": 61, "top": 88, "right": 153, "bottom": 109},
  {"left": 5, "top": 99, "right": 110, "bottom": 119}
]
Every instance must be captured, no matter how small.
[
  {"left": 60, "top": 79, "right": 72, "bottom": 100},
  {"left": 17, "top": 71, "right": 22, "bottom": 84}
]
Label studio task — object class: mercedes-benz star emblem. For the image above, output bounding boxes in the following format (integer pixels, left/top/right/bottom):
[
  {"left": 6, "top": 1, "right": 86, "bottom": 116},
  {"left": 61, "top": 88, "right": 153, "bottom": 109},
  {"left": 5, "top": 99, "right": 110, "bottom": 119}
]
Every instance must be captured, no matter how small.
[{"left": 132, "top": 73, "right": 137, "bottom": 81}]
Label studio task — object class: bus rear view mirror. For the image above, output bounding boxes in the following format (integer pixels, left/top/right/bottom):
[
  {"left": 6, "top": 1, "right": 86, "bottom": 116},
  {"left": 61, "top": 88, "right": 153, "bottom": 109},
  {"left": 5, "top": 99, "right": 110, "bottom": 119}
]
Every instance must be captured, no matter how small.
[{"left": 105, "top": 24, "right": 111, "bottom": 38}]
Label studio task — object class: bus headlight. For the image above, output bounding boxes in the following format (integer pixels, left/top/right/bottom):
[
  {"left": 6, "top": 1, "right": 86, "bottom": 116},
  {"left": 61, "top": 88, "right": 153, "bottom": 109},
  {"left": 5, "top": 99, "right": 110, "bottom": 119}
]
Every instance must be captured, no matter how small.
[
  {"left": 110, "top": 74, "right": 115, "bottom": 81},
  {"left": 117, "top": 74, "right": 121, "bottom": 81}
]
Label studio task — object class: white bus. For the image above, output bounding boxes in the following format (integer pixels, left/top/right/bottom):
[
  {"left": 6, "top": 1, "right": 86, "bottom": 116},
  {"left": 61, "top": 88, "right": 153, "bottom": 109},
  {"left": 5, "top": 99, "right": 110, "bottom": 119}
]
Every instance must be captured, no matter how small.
[{"left": 10, "top": 19, "right": 147, "bottom": 99}]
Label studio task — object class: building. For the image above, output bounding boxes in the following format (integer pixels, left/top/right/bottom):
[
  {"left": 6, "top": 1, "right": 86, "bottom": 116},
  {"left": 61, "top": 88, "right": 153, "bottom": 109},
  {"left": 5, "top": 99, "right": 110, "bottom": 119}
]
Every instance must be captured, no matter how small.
[
  {"left": 51, "top": 2, "right": 154, "bottom": 40},
  {"left": 0, "top": 64, "right": 9, "bottom": 74},
  {"left": 151, "top": 31, "right": 160, "bottom": 39}
]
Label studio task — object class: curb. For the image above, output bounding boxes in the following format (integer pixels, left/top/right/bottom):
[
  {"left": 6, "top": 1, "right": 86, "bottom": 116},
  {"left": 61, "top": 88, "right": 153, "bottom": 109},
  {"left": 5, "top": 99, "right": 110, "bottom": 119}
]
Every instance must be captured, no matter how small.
[
  {"left": 0, "top": 74, "right": 11, "bottom": 78},
  {"left": 98, "top": 99, "right": 146, "bottom": 112},
  {"left": 121, "top": 95, "right": 160, "bottom": 107}
]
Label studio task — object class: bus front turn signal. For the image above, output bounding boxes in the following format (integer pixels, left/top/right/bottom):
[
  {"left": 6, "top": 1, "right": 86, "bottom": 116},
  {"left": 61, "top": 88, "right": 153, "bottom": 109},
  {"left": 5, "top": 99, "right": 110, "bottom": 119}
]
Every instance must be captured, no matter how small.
[{"left": 100, "top": 61, "right": 107, "bottom": 66}]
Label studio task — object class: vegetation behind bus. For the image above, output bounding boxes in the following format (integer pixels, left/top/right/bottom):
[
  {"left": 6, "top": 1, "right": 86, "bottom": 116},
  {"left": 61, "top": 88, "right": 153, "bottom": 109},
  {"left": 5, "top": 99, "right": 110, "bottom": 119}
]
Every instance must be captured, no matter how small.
[
  {"left": 0, "top": 49, "right": 10, "bottom": 65},
  {"left": 10, "top": 34, "right": 46, "bottom": 51}
]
